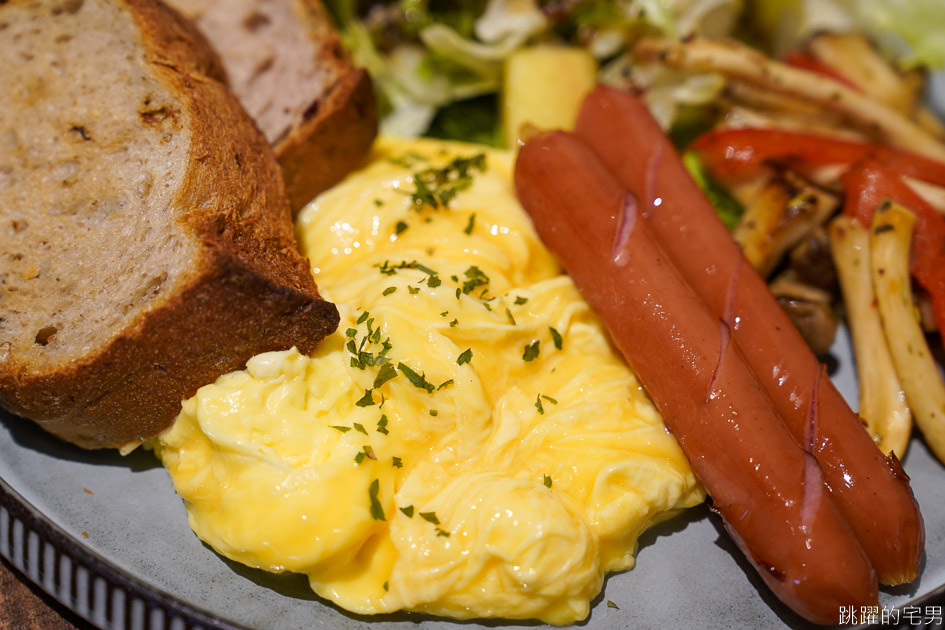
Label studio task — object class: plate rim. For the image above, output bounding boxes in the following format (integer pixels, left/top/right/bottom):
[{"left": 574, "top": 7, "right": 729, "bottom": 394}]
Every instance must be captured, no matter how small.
[{"left": 0, "top": 475, "right": 249, "bottom": 630}]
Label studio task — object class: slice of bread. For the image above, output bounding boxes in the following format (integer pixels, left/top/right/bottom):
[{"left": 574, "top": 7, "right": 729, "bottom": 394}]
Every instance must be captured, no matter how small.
[
  {"left": 0, "top": 0, "right": 340, "bottom": 449},
  {"left": 166, "top": 0, "right": 377, "bottom": 212}
]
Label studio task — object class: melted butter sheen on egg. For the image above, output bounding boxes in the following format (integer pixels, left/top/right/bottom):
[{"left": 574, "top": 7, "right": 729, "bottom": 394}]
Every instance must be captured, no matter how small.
[{"left": 153, "top": 137, "right": 704, "bottom": 625}]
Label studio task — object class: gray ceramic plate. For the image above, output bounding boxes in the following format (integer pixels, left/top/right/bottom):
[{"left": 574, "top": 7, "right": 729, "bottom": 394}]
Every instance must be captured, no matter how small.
[{"left": 3, "top": 77, "right": 945, "bottom": 630}]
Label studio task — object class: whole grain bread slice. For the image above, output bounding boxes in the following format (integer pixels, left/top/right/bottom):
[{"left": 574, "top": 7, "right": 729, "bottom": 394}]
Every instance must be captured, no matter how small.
[
  {"left": 0, "top": 0, "right": 339, "bottom": 449},
  {"left": 165, "top": 0, "right": 377, "bottom": 212}
]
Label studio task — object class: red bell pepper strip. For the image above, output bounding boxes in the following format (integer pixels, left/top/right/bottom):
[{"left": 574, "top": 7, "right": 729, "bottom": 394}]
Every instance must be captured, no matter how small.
[
  {"left": 691, "top": 128, "right": 945, "bottom": 188},
  {"left": 842, "top": 160, "right": 945, "bottom": 335}
]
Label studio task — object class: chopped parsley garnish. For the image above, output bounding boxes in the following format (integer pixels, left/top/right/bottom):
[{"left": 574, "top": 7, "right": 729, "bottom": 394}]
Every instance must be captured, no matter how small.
[
  {"left": 523, "top": 340, "right": 540, "bottom": 362},
  {"left": 392, "top": 456, "right": 403, "bottom": 468},
  {"left": 535, "top": 393, "right": 559, "bottom": 415},
  {"left": 449, "top": 318, "right": 459, "bottom": 327},
  {"left": 429, "top": 409, "right": 438, "bottom": 416},
  {"left": 354, "top": 423, "right": 368, "bottom": 435},
  {"left": 395, "top": 221, "right": 408, "bottom": 235},
  {"left": 457, "top": 348, "right": 473, "bottom": 365},
  {"left": 355, "top": 389, "right": 376, "bottom": 407},
  {"left": 505, "top": 307, "right": 516, "bottom": 326},
  {"left": 514, "top": 296, "right": 528, "bottom": 305},
  {"left": 383, "top": 581, "right": 389, "bottom": 592},
  {"left": 345, "top": 327, "right": 358, "bottom": 337},
  {"left": 408, "top": 154, "right": 487, "bottom": 210},
  {"left": 397, "top": 362, "right": 434, "bottom": 393},
  {"left": 464, "top": 213, "right": 476, "bottom": 235},
  {"left": 355, "top": 445, "right": 376, "bottom": 464},
  {"left": 400, "top": 505, "right": 414, "bottom": 518},
  {"left": 543, "top": 475, "right": 553, "bottom": 488},
  {"left": 382, "top": 286, "right": 397, "bottom": 296},
  {"left": 408, "top": 285, "right": 420, "bottom": 295},
  {"left": 374, "top": 199, "right": 384, "bottom": 207},
  {"left": 437, "top": 379, "right": 454, "bottom": 390},
  {"left": 357, "top": 311, "right": 370, "bottom": 325},
  {"left": 427, "top": 274, "right": 442, "bottom": 288},
  {"left": 330, "top": 425, "right": 351, "bottom": 433},
  {"left": 436, "top": 528, "right": 451, "bottom": 537},
  {"left": 368, "top": 479, "right": 385, "bottom": 521},
  {"left": 377, "top": 415, "right": 389, "bottom": 435},
  {"left": 373, "top": 363, "right": 398, "bottom": 389},
  {"left": 549, "top": 327, "right": 563, "bottom": 350},
  {"left": 607, "top": 600, "right": 620, "bottom": 610},
  {"left": 461, "top": 266, "right": 489, "bottom": 295},
  {"left": 419, "top": 511, "right": 440, "bottom": 525}
]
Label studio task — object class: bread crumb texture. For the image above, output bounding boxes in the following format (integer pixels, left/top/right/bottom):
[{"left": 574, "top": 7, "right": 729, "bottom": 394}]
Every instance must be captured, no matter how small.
[{"left": 0, "top": 0, "right": 194, "bottom": 368}]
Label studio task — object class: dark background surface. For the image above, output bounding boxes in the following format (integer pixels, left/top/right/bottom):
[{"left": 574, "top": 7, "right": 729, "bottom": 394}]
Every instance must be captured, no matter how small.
[{"left": 0, "top": 557, "right": 92, "bottom": 630}]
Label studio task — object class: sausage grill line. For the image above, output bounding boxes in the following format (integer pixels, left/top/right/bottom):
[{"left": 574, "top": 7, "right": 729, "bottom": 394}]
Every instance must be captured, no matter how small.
[
  {"left": 514, "top": 131, "right": 877, "bottom": 624},
  {"left": 574, "top": 85, "right": 924, "bottom": 586}
]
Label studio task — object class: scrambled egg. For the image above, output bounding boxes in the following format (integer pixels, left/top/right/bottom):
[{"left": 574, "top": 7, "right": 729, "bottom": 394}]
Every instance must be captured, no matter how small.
[{"left": 154, "top": 137, "right": 703, "bottom": 624}]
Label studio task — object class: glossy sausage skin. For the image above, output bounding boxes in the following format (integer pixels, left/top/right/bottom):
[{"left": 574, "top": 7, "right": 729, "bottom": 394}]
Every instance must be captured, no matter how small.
[
  {"left": 575, "top": 85, "right": 924, "bottom": 585},
  {"left": 515, "top": 131, "right": 877, "bottom": 624}
]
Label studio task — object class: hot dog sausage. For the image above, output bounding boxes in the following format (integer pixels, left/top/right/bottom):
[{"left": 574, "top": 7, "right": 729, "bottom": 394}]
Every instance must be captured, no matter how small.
[
  {"left": 574, "top": 84, "right": 923, "bottom": 585},
  {"left": 514, "top": 130, "right": 878, "bottom": 624}
]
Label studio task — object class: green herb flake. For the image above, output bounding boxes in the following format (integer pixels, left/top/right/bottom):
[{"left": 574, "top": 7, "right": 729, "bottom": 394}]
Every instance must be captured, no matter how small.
[
  {"left": 397, "top": 362, "right": 435, "bottom": 393},
  {"left": 464, "top": 213, "right": 476, "bottom": 235},
  {"left": 357, "top": 311, "right": 370, "bottom": 325},
  {"left": 523, "top": 340, "right": 540, "bottom": 362},
  {"left": 449, "top": 318, "right": 459, "bottom": 327},
  {"left": 392, "top": 456, "right": 403, "bottom": 468},
  {"left": 455, "top": 288, "right": 462, "bottom": 299},
  {"left": 373, "top": 363, "right": 398, "bottom": 389},
  {"left": 400, "top": 505, "right": 414, "bottom": 518},
  {"left": 368, "top": 479, "right": 385, "bottom": 521},
  {"left": 419, "top": 511, "right": 440, "bottom": 525},
  {"left": 542, "top": 394, "right": 558, "bottom": 405},
  {"left": 436, "top": 528, "right": 451, "bottom": 537},
  {"left": 354, "top": 422, "right": 368, "bottom": 435},
  {"left": 330, "top": 425, "right": 351, "bottom": 433},
  {"left": 549, "top": 327, "right": 563, "bottom": 350},
  {"left": 429, "top": 409, "right": 438, "bottom": 416},
  {"left": 408, "top": 285, "right": 420, "bottom": 295},
  {"left": 543, "top": 475, "right": 552, "bottom": 488},
  {"left": 382, "top": 286, "right": 397, "bottom": 296},
  {"left": 437, "top": 379, "right": 454, "bottom": 390},
  {"left": 355, "top": 451, "right": 367, "bottom": 464},
  {"left": 457, "top": 348, "right": 473, "bottom": 365},
  {"left": 409, "top": 154, "right": 487, "bottom": 210},
  {"left": 355, "top": 390, "right": 375, "bottom": 407},
  {"left": 505, "top": 307, "right": 516, "bottom": 326},
  {"left": 607, "top": 600, "right": 620, "bottom": 610},
  {"left": 383, "top": 581, "right": 389, "bottom": 592},
  {"left": 363, "top": 445, "right": 377, "bottom": 460},
  {"left": 345, "top": 327, "right": 358, "bottom": 338},
  {"left": 374, "top": 199, "right": 384, "bottom": 207},
  {"left": 395, "top": 221, "right": 409, "bottom": 235},
  {"left": 514, "top": 296, "right": 528, "bottom": 305},
  {"left": 440, "top": 310, "right": 449, "bottom": 317},
  {"left": 377, "top": 414, "right": 389, "bottom": 435},
  {"left": 535, "top": 395, "right": 544, "bottom": 415},
  {"left": 427, "top": 274, "right": 442, "bottom": 288},
  {"left": 461, "top": 266, "right": 489, "bottom": 295}
]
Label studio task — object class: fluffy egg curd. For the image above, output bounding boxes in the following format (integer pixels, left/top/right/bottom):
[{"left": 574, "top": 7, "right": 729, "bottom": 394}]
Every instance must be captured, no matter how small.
[{"left": 153, "top": 137, "right": 704, "bottom": 625}]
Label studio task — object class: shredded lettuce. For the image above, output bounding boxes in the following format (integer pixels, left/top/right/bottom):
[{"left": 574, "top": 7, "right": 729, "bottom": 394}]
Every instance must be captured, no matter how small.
[
  {"left": 328, "top": 0, "right": 939, "bottom": 142},
  {"left": 750, "top": 0, "right": 945, "bottom": 69},
  {"left": 682, "top": 151, "right": 744, "bottom": 231}
]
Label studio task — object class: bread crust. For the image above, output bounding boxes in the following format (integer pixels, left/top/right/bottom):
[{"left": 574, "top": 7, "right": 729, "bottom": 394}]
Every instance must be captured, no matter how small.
[
  {"left": 276, "top": 66, "right": 377, "bottom": 213},
  {"left": 0, "top": 0, "right": 339, "bottom": 449},
  {"left": 163, "top": 0, "right": 378, "bottom": 213}
]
